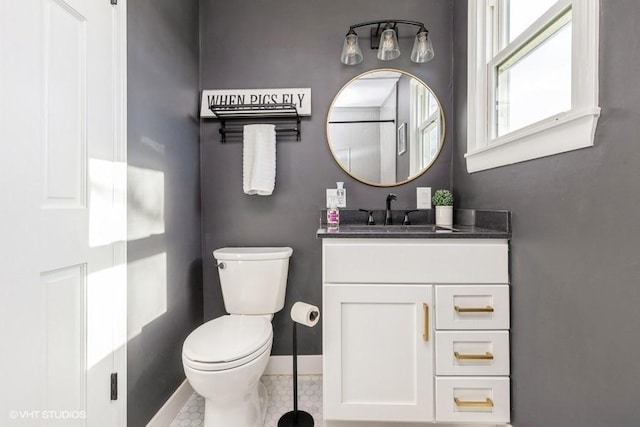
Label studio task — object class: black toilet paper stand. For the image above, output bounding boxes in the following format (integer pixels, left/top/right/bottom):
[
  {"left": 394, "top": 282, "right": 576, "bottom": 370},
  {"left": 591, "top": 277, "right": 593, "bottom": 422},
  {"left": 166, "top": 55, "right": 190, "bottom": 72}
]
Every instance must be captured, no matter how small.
[{"left": 277, "top": 320, "right": 315, "bottom": 427}]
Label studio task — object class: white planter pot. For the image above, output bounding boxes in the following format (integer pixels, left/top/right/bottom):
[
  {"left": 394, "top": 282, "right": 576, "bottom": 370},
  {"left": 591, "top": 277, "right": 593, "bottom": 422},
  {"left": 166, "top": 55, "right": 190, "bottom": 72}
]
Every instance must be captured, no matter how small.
[{"left": 435, "top": 206, "right": 453, "bottom": 227}]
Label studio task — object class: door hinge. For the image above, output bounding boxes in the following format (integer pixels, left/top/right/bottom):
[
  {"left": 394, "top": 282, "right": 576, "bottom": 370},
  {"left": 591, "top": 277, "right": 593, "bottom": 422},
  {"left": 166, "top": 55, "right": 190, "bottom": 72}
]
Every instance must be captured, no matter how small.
[
  {"left": 111, "top": 0, "right": 117, "bottom": 5},
  {"left": 110, "top": 373, "right": 118, "bottom": 400}
]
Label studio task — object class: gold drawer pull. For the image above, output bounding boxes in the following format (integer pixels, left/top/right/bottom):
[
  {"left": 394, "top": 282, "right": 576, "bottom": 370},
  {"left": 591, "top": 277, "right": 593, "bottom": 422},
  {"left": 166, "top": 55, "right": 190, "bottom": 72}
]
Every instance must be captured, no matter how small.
[
  {"left": 454, "top": 397, "right": 494, "bottom": 408},
  {"left": 423, "top": 303, "right": 429, "bottom": 341},
  {"left": 454, "top": 351, "right": 494, "bottom": 360},
  {"left": 454, "top": 305, "right": 494, "bottom": 313}
]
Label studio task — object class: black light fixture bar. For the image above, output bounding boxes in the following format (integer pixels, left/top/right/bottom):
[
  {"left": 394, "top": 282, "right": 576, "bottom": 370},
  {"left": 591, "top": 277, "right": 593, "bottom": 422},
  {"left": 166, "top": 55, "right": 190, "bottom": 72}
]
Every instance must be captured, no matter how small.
[
  {"left": 351, "top": 20, "right": 425, "bottom": 45},
  {"left": 348, "top": 19, "right": 426, "bottom": 32},
  {"left": 340, "top": 19, "right": 434, "bottom": 65}
]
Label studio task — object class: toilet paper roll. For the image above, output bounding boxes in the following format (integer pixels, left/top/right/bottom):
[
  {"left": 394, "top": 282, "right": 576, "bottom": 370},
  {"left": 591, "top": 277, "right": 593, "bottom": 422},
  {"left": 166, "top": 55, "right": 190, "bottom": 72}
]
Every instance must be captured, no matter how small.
[{"left": 290, "top": 301, "right": 320, "bottom": 327}]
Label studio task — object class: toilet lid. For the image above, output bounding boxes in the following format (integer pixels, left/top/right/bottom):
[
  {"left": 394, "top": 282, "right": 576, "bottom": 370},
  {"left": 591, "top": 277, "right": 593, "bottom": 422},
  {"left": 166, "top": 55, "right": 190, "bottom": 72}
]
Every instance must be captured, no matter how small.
[
  {"left": 213, "top": 247, "right": 293, "bottom": 261},
  {"left": 183, "top": 315, "right": 272, "bottom": 364}
]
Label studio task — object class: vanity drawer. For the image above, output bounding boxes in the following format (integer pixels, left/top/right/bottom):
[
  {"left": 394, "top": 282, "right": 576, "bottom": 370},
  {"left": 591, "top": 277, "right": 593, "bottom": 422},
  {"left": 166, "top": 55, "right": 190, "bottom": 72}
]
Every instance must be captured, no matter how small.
[
  {"left": 435, "top": 285, "right": 509, "bottom": 330},
  {"left": 435, "top": 377, "right": 510, "bottom": 424},
  {"left": 323, "top": 239, "right": 509, "bottom": 284},
  {"left": 435, "top": 331, "right": 509, "bottom": 376}
]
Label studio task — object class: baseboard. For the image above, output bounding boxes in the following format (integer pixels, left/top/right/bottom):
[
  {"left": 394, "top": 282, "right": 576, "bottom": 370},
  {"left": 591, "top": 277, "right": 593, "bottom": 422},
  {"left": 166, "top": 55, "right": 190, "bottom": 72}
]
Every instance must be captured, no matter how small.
[
  {"left": 264, "top": 355, "right": 323, "bottom": 375},
  {"left": 325, "top": 423, "right": 511, "bottom": 427},
  {"left": 146, "top": 379, "right": 194, "bottom": 427}
]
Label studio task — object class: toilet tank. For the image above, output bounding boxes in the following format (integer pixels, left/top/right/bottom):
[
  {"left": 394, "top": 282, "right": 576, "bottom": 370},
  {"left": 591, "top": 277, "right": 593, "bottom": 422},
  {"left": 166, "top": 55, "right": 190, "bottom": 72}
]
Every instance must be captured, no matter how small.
[{"left": 213, "top": 247, "right": 293, "bottom": 315}]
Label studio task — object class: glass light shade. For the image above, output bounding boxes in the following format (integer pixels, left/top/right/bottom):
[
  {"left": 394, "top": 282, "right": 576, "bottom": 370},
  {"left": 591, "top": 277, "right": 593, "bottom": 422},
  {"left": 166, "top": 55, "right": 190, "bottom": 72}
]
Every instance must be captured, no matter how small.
[
  {"left": 410, "top": 31, "right": 435, "bottom": 63},
  {"left": 377, "top": 28, "right": 400, "bottom": 61},
  {"left": 340, "top": 33, "right": 363, "bottom": 65}
]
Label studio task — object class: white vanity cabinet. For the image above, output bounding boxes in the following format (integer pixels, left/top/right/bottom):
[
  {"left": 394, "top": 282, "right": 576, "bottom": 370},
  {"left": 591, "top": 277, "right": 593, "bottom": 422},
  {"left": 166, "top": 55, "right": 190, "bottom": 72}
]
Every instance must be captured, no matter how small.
[{"left": 322, "top": 238, "right": 511, "bottom": 426}]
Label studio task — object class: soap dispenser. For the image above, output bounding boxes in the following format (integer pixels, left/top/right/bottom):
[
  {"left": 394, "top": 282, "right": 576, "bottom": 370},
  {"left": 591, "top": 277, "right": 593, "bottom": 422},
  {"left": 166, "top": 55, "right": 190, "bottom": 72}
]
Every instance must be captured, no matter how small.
[{"left": 327, "top": 200, "right": 340, "bottom": 230}]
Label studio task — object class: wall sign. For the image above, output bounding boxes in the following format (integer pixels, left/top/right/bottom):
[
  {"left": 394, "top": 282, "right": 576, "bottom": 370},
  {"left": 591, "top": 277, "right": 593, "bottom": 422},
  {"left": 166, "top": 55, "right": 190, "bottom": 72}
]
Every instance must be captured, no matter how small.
[{"left": 201, "top": 88, "right": 312, "bottom": 117}]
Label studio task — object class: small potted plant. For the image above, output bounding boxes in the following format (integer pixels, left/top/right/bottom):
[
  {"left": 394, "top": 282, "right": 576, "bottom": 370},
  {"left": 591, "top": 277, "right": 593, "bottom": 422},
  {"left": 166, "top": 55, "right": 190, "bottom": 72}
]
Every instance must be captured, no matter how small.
[{"left": 432, "top": 189, "right": 454, "bottom": 226}]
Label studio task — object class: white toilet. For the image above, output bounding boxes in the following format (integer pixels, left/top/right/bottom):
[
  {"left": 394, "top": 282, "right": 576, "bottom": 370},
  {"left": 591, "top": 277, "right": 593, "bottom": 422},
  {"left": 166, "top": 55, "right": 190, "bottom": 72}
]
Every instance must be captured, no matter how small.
[{"left": 182, "top": 247, "right": 293, "bottom": 427}]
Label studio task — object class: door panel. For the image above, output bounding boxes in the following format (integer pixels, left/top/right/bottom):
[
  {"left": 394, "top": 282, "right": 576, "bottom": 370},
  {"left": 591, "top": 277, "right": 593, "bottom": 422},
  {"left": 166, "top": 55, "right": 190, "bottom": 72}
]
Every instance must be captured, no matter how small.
[
  {"left": 341, "top": 301, "right": 417, "bottom": 403},
  {"left": 43, "top": 0, "right": 87, "bottom": 208},
  {"left": 42, "top": 264, "right": 87, "bottom": 422}
]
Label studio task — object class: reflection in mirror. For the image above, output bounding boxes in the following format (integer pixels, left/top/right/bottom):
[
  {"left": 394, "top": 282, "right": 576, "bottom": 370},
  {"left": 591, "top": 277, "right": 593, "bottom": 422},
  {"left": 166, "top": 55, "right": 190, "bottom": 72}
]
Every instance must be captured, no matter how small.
[{"left": 327, "top": 69, "right": 444, "bottom": 187}]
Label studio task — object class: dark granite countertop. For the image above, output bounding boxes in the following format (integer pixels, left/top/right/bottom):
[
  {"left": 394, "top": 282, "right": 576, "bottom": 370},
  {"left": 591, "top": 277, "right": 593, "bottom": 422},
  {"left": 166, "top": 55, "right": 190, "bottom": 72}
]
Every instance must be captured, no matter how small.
[{"left": 316, "top": 209, "right": 511, "bottom": 239}]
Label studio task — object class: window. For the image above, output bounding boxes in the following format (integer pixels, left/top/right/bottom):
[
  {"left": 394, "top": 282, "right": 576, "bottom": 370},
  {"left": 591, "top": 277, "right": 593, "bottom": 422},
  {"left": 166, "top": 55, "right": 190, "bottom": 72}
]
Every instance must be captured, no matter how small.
[
  {"left": 411, "top": 80, "right": 441, "bottom": 175},
  {"left": 466, "top": 0, "right": 600, "bottom": 173}
]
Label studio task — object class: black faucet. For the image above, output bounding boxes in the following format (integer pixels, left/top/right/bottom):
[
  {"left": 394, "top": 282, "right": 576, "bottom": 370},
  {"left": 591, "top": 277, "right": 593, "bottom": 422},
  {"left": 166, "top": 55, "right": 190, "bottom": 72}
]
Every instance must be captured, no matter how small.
[
  {"left": 403, "top": 209, "right": 419, "bottom": 225},
  {"left": 359, "top": 209, "right": 375, "bottom": 225},
  {"left": 385, "top": 193, "right": 397, "bottom": 225}
]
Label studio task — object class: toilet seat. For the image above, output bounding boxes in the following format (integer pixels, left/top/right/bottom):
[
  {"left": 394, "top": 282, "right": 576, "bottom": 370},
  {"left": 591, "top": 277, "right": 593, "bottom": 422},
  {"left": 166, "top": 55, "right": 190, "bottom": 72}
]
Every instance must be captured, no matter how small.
[
  {"left": 182, "top": 315, "right": 272, "bottom": 372},
  {"left": 183, "top": 338, "right": 271, "bottom": 371}
]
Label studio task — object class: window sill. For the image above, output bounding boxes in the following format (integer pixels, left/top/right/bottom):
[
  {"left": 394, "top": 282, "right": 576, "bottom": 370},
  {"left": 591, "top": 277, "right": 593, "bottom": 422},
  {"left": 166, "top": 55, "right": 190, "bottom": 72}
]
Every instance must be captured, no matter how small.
[{"left": 465, "top": 107, "right": 600, "bottom": 173}]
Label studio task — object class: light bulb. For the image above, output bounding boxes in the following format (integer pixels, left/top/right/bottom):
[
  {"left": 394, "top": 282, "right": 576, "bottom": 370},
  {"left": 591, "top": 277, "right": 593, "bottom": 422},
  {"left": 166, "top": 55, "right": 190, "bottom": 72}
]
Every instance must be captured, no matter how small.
[
  {"left": 410, "top": 30, "right": 434, "bottom": 63},
  {"left": 377, "top": 28, "right": 400, "bottom": 61},
  {"left": 340, "top": 32, "right": 363, "bottom": 65}
]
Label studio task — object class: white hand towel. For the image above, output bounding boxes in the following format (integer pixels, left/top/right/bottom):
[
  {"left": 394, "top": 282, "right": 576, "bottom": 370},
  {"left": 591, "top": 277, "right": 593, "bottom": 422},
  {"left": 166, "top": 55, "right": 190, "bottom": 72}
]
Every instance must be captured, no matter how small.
[{"left": 243, "top": 124, "right": 276, "bottom": 195}]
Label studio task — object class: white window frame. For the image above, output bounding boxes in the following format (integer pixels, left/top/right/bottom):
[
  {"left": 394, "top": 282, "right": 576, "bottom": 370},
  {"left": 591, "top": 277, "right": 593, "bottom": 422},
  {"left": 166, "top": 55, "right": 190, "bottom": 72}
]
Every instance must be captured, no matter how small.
[{"left": 466, "top": 0, "right": 600, "bottom": 173}]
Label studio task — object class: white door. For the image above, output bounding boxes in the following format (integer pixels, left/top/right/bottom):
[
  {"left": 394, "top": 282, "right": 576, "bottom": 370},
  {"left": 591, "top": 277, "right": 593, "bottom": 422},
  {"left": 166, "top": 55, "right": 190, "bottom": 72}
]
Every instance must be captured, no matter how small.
[
  {"left": 323, "top": 284, "right": 434, "bottom": 422},
  {"left": 0, "top": 0, "right": 127, "bottom": 425}
]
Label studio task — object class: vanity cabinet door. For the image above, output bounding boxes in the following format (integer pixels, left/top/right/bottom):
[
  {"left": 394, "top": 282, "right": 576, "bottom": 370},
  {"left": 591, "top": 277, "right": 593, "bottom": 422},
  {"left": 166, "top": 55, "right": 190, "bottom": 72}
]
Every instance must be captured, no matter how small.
[{"left": 323, "top": 284, "right": 434, "bottom": 422}]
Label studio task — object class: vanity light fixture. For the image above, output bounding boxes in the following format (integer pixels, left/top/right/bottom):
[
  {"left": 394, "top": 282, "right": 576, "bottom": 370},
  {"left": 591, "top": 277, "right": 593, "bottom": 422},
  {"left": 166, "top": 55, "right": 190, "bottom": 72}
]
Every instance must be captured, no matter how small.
[{"left": 340, "top": 20, "right": 434, "bottom": 65}]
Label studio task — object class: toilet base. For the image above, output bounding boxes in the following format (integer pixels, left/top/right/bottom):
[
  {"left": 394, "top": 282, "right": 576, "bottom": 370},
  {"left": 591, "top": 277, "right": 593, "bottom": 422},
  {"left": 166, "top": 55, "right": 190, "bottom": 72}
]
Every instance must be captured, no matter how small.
[
  {"left": 259, "top": 380, "right": 268, "bottom": 423},
  {"left": 203, "top": 379, "right": 268, "bottom": 427}
]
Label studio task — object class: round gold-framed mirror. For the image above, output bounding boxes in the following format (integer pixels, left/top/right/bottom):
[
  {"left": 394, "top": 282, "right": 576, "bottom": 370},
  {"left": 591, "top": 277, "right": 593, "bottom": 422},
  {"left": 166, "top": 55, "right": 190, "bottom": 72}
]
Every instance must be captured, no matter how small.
[{"left": 326, "top": 69, "right": 445, "bottom": 187}]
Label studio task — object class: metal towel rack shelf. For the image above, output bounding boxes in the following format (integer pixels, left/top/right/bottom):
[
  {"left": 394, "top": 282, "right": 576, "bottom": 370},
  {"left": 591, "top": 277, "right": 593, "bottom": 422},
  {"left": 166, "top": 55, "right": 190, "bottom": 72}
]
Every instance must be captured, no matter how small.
[{"left": 208, "top": 103, "right": 301, "bottom": 143}]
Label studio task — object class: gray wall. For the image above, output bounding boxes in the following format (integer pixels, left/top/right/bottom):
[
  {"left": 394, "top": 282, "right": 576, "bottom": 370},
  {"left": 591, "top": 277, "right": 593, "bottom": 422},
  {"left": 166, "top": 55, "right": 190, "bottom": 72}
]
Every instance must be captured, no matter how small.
[
  {"left": 200, "top": 0, "right": 453, "bottom": 355},
  {"left": 127, "top": 0, "right": 202, "bottom": 425},
  {"left": 453, "top": 1, "right": 640, "bottom": 425}
]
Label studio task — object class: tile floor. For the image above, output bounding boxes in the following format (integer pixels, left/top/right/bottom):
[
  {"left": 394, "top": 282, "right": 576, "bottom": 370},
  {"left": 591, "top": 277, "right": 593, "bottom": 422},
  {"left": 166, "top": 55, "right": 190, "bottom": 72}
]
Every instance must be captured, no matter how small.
[{"left": 169, "top": 375, "right": 323, "bottom": 427}]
